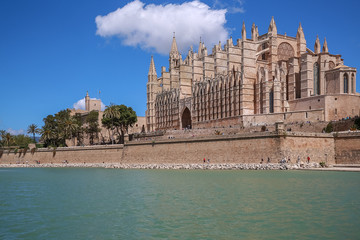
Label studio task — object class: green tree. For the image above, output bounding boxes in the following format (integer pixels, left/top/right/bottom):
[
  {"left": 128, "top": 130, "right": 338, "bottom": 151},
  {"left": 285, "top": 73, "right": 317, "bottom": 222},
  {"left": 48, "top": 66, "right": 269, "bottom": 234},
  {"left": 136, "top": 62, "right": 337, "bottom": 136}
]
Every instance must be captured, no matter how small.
[
  {"left": 85, "top": 111, "right": 100, "bottom": 145},
  {"left": 4, "top": 133, "right": 14, "bottom": 147},
  {"left": 72, "top": 113, "right": 85, "bottom": 146},
  {"left": 354, "top": 117, "right": 360, "bottom": 130},
  {"left": 27, "top": 124, "right": 40, "bottom": 143},
  {"left": 0, "top": 130, "right": 6, "bottom": 147},
  {"left": 40, "top": 127, "right": 55, "bottom": 147},
  {"left": 41, "top": 109, "right": 82, "bottom": 147},
  {"left": 324, "top": 122, "right": 334, "bottom": 133},
  {"left": 13, "top": 134, "right": 33, "bottom": 148},
  {"left": 102, "top": 104, "right": 137, "bottom": 144}
]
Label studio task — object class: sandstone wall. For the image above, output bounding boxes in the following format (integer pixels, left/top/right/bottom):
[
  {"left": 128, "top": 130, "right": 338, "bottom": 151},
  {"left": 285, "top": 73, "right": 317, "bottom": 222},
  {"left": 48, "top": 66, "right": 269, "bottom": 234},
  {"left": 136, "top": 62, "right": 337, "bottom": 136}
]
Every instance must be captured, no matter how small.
[
  {"left": 122, "top": 133, "right": 283, "bottom": 164},
  {"left": 0, "top": 132, "right": 343, "bottom": 165},
  {"left": 0, "top": 145, "right": 124, "bottom": 165},
  {"left": 334, "top": 132, "right": 360, "bottom": 164},
  {"left": 280, "top": 133, "right": 335, "bottom": 164}
]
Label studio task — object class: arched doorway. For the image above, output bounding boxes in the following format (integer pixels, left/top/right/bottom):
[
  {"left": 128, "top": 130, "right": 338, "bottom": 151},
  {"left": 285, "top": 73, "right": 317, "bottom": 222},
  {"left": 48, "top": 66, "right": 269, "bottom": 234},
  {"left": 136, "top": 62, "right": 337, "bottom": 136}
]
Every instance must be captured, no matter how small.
[{"left": 181, "top": 107, "right": 192, "bottom": 129}]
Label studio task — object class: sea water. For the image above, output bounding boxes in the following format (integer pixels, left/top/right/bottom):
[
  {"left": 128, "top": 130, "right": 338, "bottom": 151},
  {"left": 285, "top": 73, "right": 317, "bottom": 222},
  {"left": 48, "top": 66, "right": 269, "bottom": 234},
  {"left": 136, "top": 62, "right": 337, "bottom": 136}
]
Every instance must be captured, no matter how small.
[{"left": 0, "top": 168, "right": 359, "bottom": 239}]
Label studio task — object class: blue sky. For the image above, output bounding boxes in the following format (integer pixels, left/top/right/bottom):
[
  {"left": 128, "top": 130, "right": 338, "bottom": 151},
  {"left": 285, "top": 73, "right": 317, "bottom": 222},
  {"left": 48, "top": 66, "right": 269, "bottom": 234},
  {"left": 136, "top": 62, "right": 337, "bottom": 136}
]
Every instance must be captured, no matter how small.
[{"left": 1, "top": 0, "right": 359, "bottom": 135}]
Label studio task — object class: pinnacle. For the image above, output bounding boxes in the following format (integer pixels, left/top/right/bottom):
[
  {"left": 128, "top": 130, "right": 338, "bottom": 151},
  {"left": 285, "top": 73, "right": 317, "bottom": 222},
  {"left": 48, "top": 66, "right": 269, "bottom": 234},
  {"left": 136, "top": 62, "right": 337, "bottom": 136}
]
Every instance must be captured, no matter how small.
[
  {"left": 268, "top": 16, "right": 277, "bottom": 33},
  {"left": 170, "top": 35, "right": 179, "bottom": 54},
  {"left": 148, "top": 56, "right": 157, "bottom": 76}
]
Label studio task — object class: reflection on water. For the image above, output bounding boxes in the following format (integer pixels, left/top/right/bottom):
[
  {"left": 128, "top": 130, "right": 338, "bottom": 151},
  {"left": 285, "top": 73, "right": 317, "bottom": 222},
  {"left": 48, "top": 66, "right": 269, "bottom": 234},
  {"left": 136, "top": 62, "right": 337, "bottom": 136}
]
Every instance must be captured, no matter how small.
[{"left": 0, "top": 168, "right": 359, "bottom": 239}]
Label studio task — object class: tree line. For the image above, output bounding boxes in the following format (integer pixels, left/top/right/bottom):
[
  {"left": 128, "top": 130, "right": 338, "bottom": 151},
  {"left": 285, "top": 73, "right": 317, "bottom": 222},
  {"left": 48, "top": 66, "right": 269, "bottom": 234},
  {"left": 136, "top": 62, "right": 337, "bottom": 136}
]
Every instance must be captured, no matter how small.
[{"left": 1, "top": 104, "right": 137, "bottom": 149}]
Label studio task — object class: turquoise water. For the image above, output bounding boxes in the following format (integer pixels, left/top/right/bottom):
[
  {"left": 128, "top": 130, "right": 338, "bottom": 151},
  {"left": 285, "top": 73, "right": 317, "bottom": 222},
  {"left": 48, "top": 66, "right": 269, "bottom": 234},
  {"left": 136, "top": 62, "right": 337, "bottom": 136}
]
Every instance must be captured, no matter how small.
[{"left": 0, "top": 168, "right": 359, "bottom": 239}]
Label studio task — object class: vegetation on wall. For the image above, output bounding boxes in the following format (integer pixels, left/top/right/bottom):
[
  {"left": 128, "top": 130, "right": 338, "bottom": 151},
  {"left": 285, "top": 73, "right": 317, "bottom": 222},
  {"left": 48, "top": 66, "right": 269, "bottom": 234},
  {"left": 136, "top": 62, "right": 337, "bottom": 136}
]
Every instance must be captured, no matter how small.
[
  {"left": 324, "top": 122, "right": 334, "bottom": 133},
  {"left": 354, "top": 117, "right": 360, "bottom": 130}
]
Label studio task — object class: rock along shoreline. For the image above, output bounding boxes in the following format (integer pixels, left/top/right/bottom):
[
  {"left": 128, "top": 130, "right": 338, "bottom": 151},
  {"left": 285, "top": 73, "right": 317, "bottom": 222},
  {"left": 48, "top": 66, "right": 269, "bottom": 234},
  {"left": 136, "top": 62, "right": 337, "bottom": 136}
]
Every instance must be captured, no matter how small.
[{"left": 0, "top": 162, "right": 321, "bottom": 170}]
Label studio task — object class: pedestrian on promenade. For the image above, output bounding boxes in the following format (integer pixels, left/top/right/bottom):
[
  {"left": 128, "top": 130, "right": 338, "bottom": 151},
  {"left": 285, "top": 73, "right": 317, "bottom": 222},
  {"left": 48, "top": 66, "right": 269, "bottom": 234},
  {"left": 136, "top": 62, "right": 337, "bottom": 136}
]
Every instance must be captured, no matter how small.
[
  {"left": 261, "top": 158, "right": 264, "bottom": 164},
  {"left": 207, "top": 159, "right": 210, "bottom": 164},
  {"left": 307, "top": 156, "right": 310, "bottom": 163},
  {"left": 203, "top": 158, "right": 206, "bottom": 163},
  {"left": 267, "top": 157, "right": 270, "bottom": 163},
  {"left": 297, "top": 156, "right": 300, "bottom": 163}
]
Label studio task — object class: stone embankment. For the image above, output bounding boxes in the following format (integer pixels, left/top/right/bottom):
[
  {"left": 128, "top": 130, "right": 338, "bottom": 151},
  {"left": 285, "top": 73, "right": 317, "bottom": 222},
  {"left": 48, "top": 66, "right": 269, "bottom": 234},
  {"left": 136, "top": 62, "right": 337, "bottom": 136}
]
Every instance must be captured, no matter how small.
[{"left": 0, "top": 162, "right": 320, "bottom": 170}]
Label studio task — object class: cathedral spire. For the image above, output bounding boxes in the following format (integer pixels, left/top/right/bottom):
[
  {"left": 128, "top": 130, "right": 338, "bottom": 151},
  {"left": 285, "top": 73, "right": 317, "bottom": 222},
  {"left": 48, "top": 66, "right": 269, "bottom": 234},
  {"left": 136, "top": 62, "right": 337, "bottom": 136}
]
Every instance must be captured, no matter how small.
[
  {"left": 296, "top": 22, "right": 305, "bottom": 40},
  {"left": 170, "top": 33, "right": 179, "bottom": 54},
  {"left": 148, "top": 56, "right": 157, "bottom": 76},
  {"left": 314, "top": 35, "right": 321, "bottom": 54},
  {"left": 251, "top": 23, "right": 257, "bottom": 41},
  {"left": 296, "top": 22, "right": 306, "bottom": 56},
  {"left": 322, "top": 37, "right": 328, "bottom": 53},
  {"left": 242, "top": 21, "right": 246, "bottom": 40},
  {"left": 268, "top": 16, "right": 277, "bottom": 35}
]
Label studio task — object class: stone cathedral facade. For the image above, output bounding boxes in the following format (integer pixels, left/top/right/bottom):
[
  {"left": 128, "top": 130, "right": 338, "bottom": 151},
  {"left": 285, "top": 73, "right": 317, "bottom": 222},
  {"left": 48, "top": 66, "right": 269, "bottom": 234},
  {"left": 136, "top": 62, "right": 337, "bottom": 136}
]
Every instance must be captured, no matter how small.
[{"left": 146, "top": 17, "right": 359, "bottom": 132}]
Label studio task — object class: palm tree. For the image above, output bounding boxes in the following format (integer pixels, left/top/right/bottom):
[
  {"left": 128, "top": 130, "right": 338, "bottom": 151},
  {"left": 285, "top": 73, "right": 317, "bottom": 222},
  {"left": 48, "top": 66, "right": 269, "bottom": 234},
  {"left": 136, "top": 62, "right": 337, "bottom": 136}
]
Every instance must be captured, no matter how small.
[
  {"left": 4, "top": 133, "right": 14, "bottom": 147},
  {"left": 40, "top": 128, "right": 55, "bottom": 147},
  {"left": 64, "top": 118, "right": 78, "bottom": 139},
  {"left": 103, "top": 104, "right": 120, "bottom": 144},
  {"left": 0, "top": 130, "right": 6, "bottom": 147},
  {"left": 103, "top": 104, "right": 120, "bottom": 119},
  {"left": 27, "top": 124, "right": 39, "bottom": 143}
]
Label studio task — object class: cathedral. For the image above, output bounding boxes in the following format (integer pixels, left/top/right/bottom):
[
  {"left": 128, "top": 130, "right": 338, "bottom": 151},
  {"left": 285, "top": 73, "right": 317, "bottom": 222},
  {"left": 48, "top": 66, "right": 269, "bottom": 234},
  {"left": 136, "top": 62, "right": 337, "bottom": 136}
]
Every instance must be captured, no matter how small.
[{"left": 146, "top": 17, "right": 359, "bottom": 132}]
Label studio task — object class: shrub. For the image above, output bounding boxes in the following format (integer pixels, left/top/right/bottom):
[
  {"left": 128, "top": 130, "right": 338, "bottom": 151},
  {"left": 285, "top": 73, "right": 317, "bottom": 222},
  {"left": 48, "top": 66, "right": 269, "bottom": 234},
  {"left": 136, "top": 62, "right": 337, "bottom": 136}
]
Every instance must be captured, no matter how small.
[
  {"left": 319, "top": 162, "right": 326, "bottom": 167},
  {"left": 354, "top": 117, "right": 360, "bottom": 130},
  {"left": 324, "top": 122, "right": 333, "bottom": 133}
]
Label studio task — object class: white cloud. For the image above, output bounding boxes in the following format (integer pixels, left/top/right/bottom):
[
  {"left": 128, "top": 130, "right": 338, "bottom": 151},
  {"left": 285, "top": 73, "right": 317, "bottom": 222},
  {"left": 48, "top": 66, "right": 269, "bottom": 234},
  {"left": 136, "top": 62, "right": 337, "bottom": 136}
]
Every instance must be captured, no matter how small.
[
  {"left": 7, "top": 128, "right": 25, "bottom": 136},
  {"left": 73, "top": 98, "right": 106, "bottom": 111},
  {"left": 95, "top": 0, "right": 229, "bottom": 54},
  {"left": 73, "top": 98, "right": 86, "bottom": 110},
  {"left": 213, "top": 0, "right": 245, "bottom": 14}
]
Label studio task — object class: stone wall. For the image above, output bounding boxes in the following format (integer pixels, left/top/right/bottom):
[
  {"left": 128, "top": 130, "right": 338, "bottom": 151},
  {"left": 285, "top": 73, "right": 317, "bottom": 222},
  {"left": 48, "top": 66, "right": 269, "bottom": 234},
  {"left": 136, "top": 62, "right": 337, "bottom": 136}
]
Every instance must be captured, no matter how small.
[
  {"left": 334, "top": 132, "right": 360, "bottom": 164},
  {"left": 0, "top": 132, "right": 343, "bottom": 165},
  {"left": 280, "top": 132, "right": 335, "bottom": 164},
  {"left": 122, "top": 133, "right": 283, "bottom": 164},
  {"left": 0, "top": 145, "right": 124, "bottom": 164}
]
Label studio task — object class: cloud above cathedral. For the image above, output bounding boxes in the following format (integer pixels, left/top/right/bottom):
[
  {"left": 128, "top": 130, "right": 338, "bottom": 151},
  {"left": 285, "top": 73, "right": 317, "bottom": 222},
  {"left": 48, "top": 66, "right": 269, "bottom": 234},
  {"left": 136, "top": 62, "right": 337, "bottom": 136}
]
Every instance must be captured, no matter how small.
[
  {"left": 95, "top": 0, "right": 229, "bottom": 54},
  {"left": 73, "top": 98, "right": 105, "bottom": 111}
]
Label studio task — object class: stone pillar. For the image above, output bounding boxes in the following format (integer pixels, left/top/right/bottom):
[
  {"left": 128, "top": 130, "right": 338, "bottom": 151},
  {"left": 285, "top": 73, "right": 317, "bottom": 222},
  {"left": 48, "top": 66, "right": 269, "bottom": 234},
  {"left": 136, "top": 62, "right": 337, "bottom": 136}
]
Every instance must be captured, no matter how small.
[
  {"left": 273, "top": 80, "right": 281, "bottom": 113},
  {"left": 300, "top": 54, "right": 313, "bottom": 98}
]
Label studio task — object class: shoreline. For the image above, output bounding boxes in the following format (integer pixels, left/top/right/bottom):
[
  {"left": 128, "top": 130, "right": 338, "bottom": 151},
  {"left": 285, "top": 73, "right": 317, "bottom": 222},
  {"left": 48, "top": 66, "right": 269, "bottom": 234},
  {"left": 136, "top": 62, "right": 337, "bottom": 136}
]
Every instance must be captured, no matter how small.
[
  {"left": 1, "top": 163, "right": 359, "bottom": 171},
  {"left": 0, "top": 162, "right": 323, "bottom": 170}
]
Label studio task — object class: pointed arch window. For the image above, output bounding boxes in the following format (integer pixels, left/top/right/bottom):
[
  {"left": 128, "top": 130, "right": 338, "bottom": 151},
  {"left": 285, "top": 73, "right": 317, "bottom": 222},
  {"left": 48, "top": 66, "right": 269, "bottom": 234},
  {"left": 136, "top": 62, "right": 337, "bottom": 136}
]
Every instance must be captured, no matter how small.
[
  {"left": 313, "top": 62, "right": 320, "bottom": 95},
  {"left": 269, "top": 89, "right": 274, "bottom": 113},
  {"left": 344, "top": 73, "right": 349, "bottom": 93}
]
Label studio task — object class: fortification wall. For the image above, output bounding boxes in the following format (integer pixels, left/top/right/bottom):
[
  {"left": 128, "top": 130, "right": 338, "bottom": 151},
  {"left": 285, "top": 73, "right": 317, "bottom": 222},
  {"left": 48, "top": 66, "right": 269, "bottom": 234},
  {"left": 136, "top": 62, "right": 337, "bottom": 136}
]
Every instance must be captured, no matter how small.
[
  {"left": 0, "top": 132, "right": 341, "bottom": 165},
  {"left": 0, "top": 145, "right": 124, "bottom": 164},
  {"left": 334, "top": 132, "right": 360, "bottom": 164},
  {"left": 280, "top": 133, "right": 335, "bottom": 164},
  {"left": 122, "top": 133, "right": 283, "bottom": 164}
]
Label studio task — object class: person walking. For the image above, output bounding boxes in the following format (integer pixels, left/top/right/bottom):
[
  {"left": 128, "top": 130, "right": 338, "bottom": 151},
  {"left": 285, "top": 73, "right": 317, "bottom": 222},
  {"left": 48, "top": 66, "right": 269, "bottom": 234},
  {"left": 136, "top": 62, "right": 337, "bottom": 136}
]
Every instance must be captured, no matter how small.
[{"left": 307, "top": 156, "right": 310, "bottom": 163}]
